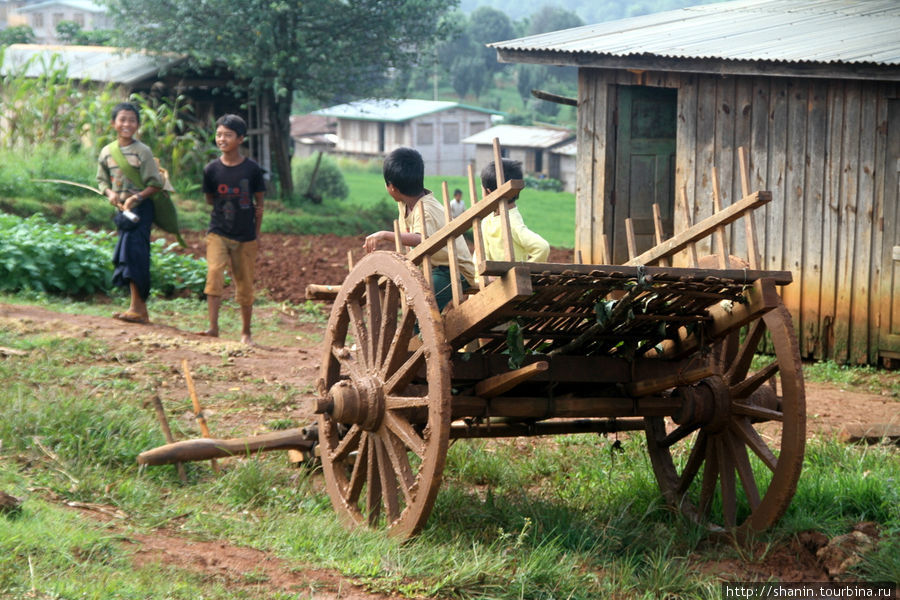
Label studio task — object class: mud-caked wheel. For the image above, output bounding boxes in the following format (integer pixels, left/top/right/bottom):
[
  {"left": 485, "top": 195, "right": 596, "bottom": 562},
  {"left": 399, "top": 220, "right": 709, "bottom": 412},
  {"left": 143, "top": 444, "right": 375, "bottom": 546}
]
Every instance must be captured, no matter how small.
[
  {"left": 316, "top": 252, "right": 451, "bottom": 538},
  {"left": 645, "top": 297, "right": 806, "bottom": 534}
]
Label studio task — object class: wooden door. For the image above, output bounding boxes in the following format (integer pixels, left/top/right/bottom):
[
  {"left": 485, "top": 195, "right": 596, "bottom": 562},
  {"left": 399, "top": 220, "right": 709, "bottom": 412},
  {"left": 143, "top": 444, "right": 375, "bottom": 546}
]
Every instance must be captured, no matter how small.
[
  {"left": 611, "top": 86, "right": 677, "bottom": 263},
  {"left": 879, "top": 100, "right": 900, "bottom": 362}
]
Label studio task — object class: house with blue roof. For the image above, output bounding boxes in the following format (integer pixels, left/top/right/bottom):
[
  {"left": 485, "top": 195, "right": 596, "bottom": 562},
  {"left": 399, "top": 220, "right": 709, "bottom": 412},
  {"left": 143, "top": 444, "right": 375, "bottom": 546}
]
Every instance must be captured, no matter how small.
[{"left": 314, "top": 99, "right": 502, "bottom": 177}]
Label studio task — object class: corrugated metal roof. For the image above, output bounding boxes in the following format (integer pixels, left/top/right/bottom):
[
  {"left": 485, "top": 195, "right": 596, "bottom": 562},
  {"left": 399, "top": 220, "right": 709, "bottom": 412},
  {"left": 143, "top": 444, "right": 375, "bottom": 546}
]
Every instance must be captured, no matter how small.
[
  {"left": 314, "top": 99, "right": 500, "bottom": 122},
  {"left": 1, "top": 44, "right": 184, "bottom": 85},
  {"left": 491, "top": 0, "right": 900, "bottom": 66},
  {"left": 462, "top": 124, "right": 574, "bottom": 148}
]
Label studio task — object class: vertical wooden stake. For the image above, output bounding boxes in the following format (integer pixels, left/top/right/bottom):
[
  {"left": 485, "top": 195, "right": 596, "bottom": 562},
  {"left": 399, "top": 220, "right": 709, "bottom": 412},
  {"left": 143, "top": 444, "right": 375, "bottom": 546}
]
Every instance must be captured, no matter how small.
[
  {"left": 625, "top": 217, "right": 637, "bottom": 261},
  {"left": 182, "top": 359, "right": 219, "bottom": 473},
  {"left": 392, "top": 220, "right": 405, "bottom": 254},
  {"left": 492, "top": 138, "right": 515, "bottom": 262},
  {"left": 415, "top": 201, "right": 433, "bottom": 288},
  {"left": 600, "top": 233, "right": 612, "bottom": 265},
  {"left": 710, "top": 167, "right": 729, "bottom": 269},
  {"left": 738, "top": 146, "right": 762, "bottom": 269},
  {"left": 440, "top": 181, "right": 463, "bottom": 307},
  {"left": 346, "top": 249, "right": 354, "bottom": 271},
  {"left": 150, "top": 395, "right": 187, "bottom": 483},
  {"left": 678, "top": 184, "right": 699, "bottom": 268},
  {"left": 468, "top": 164, "right": 487, "bottom": 288},
  {"left": 651, "top": 203, "right": 669, "bottom": 267}
]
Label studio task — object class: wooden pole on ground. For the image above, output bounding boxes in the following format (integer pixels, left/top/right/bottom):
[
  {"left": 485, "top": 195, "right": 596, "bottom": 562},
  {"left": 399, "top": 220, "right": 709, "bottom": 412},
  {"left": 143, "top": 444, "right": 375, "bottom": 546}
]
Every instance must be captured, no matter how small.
[
  {"left": 182, "top": 359, "right": 219, "bottom": 473},
  {"left": 149, "top": 394, "right": 187, "bottom": 483}
]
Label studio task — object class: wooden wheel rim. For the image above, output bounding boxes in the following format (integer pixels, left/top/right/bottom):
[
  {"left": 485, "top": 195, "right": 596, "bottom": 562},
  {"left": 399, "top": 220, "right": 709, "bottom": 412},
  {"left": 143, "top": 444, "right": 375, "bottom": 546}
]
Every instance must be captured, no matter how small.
[
  {"left": 645, "top": 300, "right": 806, "bottom": 533},
  {"left": 317, "top": 251, "right": 451, "bottom": 538}
]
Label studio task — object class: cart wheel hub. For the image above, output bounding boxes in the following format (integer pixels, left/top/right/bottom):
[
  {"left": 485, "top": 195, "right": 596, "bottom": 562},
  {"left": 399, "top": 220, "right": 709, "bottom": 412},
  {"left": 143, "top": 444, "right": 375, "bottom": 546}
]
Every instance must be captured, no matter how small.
[
  {"left": 673, "top": 376, "right": 731, "bottom": 433},
  {"left": 328, "top": 377, "right": 385, "bottom": 431}
]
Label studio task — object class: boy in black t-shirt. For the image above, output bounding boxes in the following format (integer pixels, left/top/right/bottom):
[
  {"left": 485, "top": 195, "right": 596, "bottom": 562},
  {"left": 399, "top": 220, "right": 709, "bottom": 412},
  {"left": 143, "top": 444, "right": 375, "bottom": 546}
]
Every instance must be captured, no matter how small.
[{"left": 200, "top": 114, "right": 266, "bottom": 345}]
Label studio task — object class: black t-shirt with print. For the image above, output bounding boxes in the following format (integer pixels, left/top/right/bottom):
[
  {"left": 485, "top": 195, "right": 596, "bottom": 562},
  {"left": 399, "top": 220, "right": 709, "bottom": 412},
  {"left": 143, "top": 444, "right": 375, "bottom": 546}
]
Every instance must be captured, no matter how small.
[{"left": 203, "top": 157, "right": 266, "bottom": 242}]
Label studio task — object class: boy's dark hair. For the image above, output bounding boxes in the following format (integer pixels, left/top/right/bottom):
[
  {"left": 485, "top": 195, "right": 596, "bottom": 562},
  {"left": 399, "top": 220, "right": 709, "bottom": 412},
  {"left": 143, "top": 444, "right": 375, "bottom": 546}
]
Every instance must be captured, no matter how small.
[
  {"left": 481, "top": 158, "right": 523, "bottom": 192},
  {"left": 383, "top": 147, "right": 424, "bottom": 196},
  {"left": 216, "top": 114, "right": 248, "bottom": 138},
  {"left": 453, "top": 188, "right": 462, "bottom": 197},
  {"left": 111, "top": 102, "right": 140, "bottom": 123}
]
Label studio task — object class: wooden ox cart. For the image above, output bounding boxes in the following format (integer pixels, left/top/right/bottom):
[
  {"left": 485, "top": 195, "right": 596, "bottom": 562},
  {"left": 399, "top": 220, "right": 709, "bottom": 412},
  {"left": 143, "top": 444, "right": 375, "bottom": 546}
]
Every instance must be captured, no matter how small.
[
  {"left": 140, "top": 142, "right": 805, "bottom": 540},
  {"left": 310, "top": 142, "right": 805, "bottom": 538}
]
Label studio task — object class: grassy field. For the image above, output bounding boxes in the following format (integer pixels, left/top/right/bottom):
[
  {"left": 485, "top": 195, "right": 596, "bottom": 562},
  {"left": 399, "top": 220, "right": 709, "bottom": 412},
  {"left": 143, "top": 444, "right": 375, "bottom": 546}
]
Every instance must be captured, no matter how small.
[{"left": 0, "top": 293, "right": 897, "bottom": 599}]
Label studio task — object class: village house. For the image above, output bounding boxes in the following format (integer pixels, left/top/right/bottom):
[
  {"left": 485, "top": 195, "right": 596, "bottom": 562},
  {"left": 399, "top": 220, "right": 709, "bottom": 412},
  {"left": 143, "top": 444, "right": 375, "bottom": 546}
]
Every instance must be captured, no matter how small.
[
  {"left": 462, "top": 123, "right": 575, "bottom": 192},
  {"left": 313, "top": 99, "right": 501, "bottom": 176},
  {"left": 491, "top": 0, "right": 900, "bottom": 365},
  {"left": 5, "top": 0, "right": 110, "bottom": 43}
]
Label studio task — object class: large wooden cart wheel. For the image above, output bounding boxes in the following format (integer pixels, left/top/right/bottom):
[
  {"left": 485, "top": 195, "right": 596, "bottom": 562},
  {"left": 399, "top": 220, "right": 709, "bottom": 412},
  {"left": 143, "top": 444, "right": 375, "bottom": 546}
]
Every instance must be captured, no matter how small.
[
  {"left": 316, "top": 251, "right": 451, "bottom": 538},
  {"left": 645, "top": 297, "right": 806, "bottom": 534}
]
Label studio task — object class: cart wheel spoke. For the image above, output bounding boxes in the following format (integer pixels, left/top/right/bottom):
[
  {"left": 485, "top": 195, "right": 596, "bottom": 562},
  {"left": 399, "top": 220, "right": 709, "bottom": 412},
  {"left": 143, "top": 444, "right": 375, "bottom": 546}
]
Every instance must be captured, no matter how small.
[
  {"left": 725, "top": 320, "right": 766, "bottom": 385},
  {"left": 346, "top": 433, "right": 369, "bottom": 505},
  {"left": 729, "top": 433, "right": 761, "bottom": 510},
  {"left": 331, "top": 424, "right": 362, "bottom": 463},
  {"left": 374, "top": 436, "right": 400, "bottom": 523},
  {"left": 731, "top": 419, "right": 778, "bottom": 472},
  {"left": 366, "top": 435, "right": 382, "bottom": 526},
  {"left": 731, "top": 360, "right": 779, "bottom": 399},
  {"left": 346, "top": 297, "right": 371, "bottom": 369},
  {"left": 645, "top": 296, "right": 805, "bottom": 533},
  {"left": 319, "top": 252, "right": 450, "bottom": 538},
  {"left": 384, "top": 347, "right": 425, "bottom": 395},
  {"left": 365, "top": 275, "right": 383, "bottom": 366},
  {"left": 376, "top": 280, "right": 400, "bottom": 369}
]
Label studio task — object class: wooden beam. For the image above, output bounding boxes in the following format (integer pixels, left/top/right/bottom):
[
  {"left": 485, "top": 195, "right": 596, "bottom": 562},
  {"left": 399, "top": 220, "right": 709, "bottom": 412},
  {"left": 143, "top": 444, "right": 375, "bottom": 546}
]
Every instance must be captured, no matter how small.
[
  {"left": 474, "top": 361, "right": 548, "bottom": 399},
  {"left": 442, "top": 266, "right": 532, "bottom": 347},
  {"left": 839, "top": 424, "right": 900, "bottom": 445},
  {"left": 406, "top": 179, "right": 524, "bottom": 266},
  {"left": 625, "top": 191, "right": 772, "bottom": 267},
  {"left": 531, "top": 89, "right": 578, "bottom": 106}
]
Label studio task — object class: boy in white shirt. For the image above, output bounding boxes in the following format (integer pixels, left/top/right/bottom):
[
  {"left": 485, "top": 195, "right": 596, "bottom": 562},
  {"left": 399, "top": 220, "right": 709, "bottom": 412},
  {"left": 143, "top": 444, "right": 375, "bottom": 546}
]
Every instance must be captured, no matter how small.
[{"left": 480, "top": 159, "right": 550, "bottom": 263}]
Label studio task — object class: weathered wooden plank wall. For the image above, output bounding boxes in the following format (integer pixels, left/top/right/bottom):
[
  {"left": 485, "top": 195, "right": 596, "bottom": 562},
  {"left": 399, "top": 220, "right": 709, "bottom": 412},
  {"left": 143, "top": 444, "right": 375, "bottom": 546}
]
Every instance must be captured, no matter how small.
[{"left": 577, "top": 69, "right": 898, "bottom": 364}]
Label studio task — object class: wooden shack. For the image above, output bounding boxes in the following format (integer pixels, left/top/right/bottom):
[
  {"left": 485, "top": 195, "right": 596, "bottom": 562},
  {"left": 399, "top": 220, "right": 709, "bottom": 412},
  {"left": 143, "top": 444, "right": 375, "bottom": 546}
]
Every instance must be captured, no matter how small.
[{"left": 492, "top": 0, "right": 900, "bottom": 365}]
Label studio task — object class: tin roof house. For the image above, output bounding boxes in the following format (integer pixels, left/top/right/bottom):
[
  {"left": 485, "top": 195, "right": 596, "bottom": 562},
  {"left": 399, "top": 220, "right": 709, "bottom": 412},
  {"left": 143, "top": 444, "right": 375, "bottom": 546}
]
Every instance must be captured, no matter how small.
[
  {"left": 314, "top": 99, "right": 502, "bottom": 176},
  {"left": 491, "top": 0, "right": 900, "bottom": 365}
]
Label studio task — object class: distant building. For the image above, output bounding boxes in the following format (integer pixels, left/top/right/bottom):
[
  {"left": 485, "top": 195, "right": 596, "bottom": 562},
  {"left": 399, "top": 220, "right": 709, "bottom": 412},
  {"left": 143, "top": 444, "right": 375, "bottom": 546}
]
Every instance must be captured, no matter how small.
[
  {"left": 290, "top": 114, "right": 337, "bottom": 159},
  {"left": 462, "top": 124, "right": 575, "bottom": 191},
  {"left": 314, "top": 99, "right": 502, "bottom": 176},
  {"left": 10, "top": 0, "right": 110, "bottom": 44}
]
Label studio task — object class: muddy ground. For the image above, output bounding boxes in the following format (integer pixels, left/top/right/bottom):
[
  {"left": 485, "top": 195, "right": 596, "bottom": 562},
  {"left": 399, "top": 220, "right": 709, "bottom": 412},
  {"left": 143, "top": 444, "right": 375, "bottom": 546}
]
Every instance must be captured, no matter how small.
[{"left": 2, "top": 232, "right": 898, "bottom": 597}]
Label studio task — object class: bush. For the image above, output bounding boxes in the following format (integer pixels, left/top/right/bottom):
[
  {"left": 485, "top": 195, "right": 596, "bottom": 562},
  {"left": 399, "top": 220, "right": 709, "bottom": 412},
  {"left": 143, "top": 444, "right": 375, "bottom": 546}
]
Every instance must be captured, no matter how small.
[
  {"left": 290, "top": 153, "right": 349, "bottom": 204},
  {"left": 524, "top": 174, "right": 563, "bottom": 192},
  {"left": 0, "top": 213, "right": 208, "bottom": 297}
]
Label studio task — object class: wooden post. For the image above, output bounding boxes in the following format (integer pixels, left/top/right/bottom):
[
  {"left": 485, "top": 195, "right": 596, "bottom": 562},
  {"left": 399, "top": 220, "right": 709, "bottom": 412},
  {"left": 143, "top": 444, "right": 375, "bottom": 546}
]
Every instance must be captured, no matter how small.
[
  {"left": 149, "top": 395, "right": 187, "bottom": 483},
  {"left": 600, "top": 233, "right": 612, "bottom": 265},
  {"left": 468, "top": 164, "right": 487, "bottom": 288},
  {"left": 625, "top": 217, "right": 637, "bottom": 261},
  {"left": 492, "top": 138, "right": 515, "bottom": 262},
  {"left": 441, "top": 181, "right": 463, "bottom": 307},
  {"left": 393, "top": 220, "right": 405, "bottom": 254},
  {"left": 346, "top": 249, "right": 354, "bottom": 271},
  {"left": 678, "top": 184, "right": 699, "bottom": 268},
  {"left": 651, "top": 203, "right": 669, "bottom": 267},
  {"left": 710, "top": 167, "right": 729, "bottom": 269},
  {"left": 738, "top": 146, "right": 762, "bottom": 269},
  {"left": 415, "top": 201, "right": 433, "bottom": 288},
  {"left": 182, "top": 360, "right": 219, "bottom": 473}
]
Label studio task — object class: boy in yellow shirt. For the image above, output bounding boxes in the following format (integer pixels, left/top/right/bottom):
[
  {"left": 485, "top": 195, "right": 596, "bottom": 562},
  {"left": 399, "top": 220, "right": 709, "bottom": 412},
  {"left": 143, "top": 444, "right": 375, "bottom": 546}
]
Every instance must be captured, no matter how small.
[
  {"left": 364, "top": 147, "right": 476, "bottom": 311},
  {"left": 480, "top": 159, "right": 550, "bottom": 263}
]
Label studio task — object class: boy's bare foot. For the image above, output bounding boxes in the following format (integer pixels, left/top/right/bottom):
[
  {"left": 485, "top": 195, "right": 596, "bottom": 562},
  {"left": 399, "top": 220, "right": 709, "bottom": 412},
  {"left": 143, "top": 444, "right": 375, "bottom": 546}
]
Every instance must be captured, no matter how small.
[
  {"left": 197, "top": 329, "right": 219, "bottom": 337},
  {"left": 240, "top": 334, "right": 254, "bottom": 345}
]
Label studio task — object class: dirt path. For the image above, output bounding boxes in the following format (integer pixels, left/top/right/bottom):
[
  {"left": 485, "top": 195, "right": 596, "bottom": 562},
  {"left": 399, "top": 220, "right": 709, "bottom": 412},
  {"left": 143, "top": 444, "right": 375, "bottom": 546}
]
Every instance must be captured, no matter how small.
[{"left": 2, "top": 300, "right": 897, "bottom": 597}]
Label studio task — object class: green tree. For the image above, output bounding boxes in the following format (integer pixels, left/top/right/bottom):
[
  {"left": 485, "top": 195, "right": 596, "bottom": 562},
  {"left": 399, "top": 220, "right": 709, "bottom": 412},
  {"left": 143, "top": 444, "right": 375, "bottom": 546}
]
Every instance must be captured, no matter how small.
[
  {"left": 104, "top": 0, "right": 458, "bottom": 198},
  {"left": 56, "top": 21, "right": 115, "bottom": 45},
  {"left": 0, "top": 25, "right": 36, "bottom": 46},
  {"left": 515, "top": 7, "right": 582, "bottom": 107}
]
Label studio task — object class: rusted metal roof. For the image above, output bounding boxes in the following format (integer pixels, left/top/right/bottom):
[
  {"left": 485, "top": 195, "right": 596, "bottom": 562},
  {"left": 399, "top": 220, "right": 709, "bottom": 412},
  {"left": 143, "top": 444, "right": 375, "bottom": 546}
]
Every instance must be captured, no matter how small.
[
  {"left": 462, "top": 124, "right": 574, "bottom": 149},
  {"left": 491, "top": 0, "right": 900, "bottom": 67},
  {"left": 1, "top": 44, "right": 184, "bottom": 85}
]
